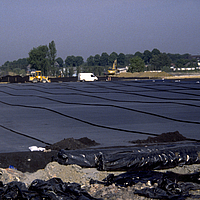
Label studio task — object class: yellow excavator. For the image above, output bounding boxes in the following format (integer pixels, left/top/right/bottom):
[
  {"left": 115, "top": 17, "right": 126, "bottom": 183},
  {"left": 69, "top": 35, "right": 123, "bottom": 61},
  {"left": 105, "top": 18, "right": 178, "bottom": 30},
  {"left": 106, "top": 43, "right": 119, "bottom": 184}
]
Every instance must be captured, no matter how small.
[
  {"left": 29, "top": 70, "right": 51, "bottom": 83},
  {"left": 58, "top": 71, "right": 64, "bottom": 78},
  {"left": 107, "top": 59, "right": 119, "bottom": 75}
]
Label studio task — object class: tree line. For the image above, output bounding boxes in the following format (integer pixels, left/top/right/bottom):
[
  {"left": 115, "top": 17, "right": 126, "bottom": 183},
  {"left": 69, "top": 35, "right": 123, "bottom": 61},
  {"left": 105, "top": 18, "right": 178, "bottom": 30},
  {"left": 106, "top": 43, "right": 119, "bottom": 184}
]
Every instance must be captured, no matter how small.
[
  {"left": 0, "top": 40, "right": 198, "bottom": 77},
  {"left": 0, "top": 58, "right": 28, "bottom": 76}
]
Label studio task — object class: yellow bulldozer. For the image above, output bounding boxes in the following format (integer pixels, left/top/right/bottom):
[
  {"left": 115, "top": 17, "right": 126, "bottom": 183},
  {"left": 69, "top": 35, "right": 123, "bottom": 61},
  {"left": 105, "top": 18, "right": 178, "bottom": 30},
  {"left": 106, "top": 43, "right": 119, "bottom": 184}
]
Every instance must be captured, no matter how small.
[
  {"left": 107, "top": 59, "right": 119, "bottom": 75},
  {"left": 29, "top": 70, "right": 51, "bottom": 83}
]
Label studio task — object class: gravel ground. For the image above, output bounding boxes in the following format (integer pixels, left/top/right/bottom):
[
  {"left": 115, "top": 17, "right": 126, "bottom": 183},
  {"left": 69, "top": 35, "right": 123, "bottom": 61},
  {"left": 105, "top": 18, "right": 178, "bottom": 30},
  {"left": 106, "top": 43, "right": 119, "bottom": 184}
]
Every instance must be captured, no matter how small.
[
  {"left": 0, "top": 161, "right": 200, "bottom": 199},
  {"left": 0, "top": 136, "right": 200, "bottom": 199}
]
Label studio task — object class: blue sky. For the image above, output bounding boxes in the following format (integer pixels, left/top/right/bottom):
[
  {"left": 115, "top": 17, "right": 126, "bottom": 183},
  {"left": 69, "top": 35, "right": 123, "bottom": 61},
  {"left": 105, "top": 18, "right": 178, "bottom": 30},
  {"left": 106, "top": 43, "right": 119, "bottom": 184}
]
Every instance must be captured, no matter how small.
[{"left": 0, "top": 0, "right": 200, "bottom": 65}]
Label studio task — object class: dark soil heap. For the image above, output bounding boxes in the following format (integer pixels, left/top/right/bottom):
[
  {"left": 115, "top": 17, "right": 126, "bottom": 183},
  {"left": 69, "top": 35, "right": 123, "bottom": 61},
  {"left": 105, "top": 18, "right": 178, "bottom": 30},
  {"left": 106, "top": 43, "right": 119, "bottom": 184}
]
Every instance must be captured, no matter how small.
[
  {"left": 46, "top": 137, "right": 100, "bottom": 150},
  {"left": 130, "top": 131, "right": 187, "bottom": 144}
]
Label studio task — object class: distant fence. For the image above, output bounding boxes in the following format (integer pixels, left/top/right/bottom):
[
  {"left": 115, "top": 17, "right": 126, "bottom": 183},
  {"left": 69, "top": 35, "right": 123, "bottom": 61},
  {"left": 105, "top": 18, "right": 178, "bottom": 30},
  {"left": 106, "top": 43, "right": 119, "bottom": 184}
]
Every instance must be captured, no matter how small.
[
  {"left": 0, "top": 75, "right": 155, "bottom": 83},
  {"left": 0, "top": 76, "right": 79, "bottom": 83},
  {"left": 50, "top": 76, "right": 150, "bottom": 82},
  {"left": 50, "top": 77, "right": 78, "bottom": 82},
  {"left": 0, "top": 75, "right": 29, "bottom": 83},
  {"left": 0, "top": 76, "right": 108, "bottom": 83}
]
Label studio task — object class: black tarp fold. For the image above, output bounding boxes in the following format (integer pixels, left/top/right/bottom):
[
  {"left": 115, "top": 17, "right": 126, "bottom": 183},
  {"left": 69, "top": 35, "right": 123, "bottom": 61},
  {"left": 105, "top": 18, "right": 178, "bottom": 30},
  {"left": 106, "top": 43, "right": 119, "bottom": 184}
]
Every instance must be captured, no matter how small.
[
  {"left": 54, "top": 142, "right": 200, "bottom": 171},
  {"left": 0, "top": 178, "right": 100, "bottom": 200}
]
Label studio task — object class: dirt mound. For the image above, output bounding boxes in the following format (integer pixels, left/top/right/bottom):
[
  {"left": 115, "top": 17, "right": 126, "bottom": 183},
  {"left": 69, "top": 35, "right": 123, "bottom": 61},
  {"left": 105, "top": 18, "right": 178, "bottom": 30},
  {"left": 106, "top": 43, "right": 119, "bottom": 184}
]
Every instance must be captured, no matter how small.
[
  {"left": 115, "top": 72, "right": 139, "bottom": 77},
  {"left": 46, "top": 137, "right": 100, "bottom": 150},
  {"left": 114, "top": 71, "right": 172, "bottom": 78},
  {"left": 77, "top": 137, "right": 100, "bottom": 147},
  {"left": 130, "top": 131, "right": 187, "bottom": 144},
  {"left": 139, "top": 71, "right": 172, "bottom": 78}
]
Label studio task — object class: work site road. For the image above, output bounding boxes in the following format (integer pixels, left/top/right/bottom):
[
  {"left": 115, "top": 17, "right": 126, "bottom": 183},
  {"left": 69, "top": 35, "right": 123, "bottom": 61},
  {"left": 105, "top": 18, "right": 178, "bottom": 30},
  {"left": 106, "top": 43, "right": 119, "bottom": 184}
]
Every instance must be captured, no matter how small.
[{"left": 0, "top": 79, "right": 200, "bottom": 153}]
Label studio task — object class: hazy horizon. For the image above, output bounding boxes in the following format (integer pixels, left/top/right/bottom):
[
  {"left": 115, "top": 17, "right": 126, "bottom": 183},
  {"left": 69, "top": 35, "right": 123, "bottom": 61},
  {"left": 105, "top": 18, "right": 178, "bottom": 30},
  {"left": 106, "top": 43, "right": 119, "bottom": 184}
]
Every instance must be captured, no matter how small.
[{"left": 1, "top": 0, "right": 200, "bottom": 65}]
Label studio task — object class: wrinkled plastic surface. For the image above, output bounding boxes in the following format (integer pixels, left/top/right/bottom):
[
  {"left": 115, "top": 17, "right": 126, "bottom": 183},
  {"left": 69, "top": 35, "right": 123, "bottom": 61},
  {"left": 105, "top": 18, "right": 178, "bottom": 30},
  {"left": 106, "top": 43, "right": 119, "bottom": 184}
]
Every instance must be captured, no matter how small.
[
  {"left": 90, "top": 171, "right": 200, "bottom": 199},
  {"left": 0, "top": 178, "right": 100, "bottom": 200},
  {"left": 54, "top": 142, "right": 200, "bottom": 171}
]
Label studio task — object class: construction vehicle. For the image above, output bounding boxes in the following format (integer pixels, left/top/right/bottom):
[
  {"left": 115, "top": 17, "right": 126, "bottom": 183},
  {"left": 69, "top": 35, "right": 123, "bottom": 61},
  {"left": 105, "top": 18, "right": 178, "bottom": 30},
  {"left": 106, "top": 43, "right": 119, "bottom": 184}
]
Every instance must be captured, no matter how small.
[
  {"left": 58, "top": 70, "right": 64, "bottom": 78},
  {"left": 78, "top": 73, "right": 98, "bottom": 82},
  {"left": 29, "top": 70, "right": 51, "bottom": 83},
  {"left": 107, "top": 59, "right": 119, "bottom": 75}
]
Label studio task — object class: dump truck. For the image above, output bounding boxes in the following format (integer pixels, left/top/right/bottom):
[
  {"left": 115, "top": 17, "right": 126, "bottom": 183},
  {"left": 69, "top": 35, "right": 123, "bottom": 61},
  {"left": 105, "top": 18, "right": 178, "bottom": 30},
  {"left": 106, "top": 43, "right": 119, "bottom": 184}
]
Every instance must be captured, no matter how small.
[
  {"left": 29, "top": 70, "right": 51, "bottom": 83},
  {"left": 78, "top": 73, "right": 98, "bottom": 82}
]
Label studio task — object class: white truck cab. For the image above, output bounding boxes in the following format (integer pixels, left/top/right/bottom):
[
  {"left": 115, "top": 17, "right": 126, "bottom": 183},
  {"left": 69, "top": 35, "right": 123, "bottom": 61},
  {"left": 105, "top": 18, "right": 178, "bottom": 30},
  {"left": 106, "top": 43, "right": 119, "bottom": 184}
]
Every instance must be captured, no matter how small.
[{"left": 78, "top": 73, "right": 98, "bottom": 82}]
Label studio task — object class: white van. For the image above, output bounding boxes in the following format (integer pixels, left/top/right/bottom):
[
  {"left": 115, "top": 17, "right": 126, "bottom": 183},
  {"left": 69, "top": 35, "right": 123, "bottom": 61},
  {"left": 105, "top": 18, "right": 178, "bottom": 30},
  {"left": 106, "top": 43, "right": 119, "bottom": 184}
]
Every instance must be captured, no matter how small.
[{"left": 78, "top": 73, "right": 98, "bottom": 82}]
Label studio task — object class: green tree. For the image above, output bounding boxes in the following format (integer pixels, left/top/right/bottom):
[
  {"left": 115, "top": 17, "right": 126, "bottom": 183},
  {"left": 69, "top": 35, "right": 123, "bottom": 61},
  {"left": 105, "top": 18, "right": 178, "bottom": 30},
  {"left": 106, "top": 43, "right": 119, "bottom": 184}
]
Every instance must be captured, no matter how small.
[
  {"left": 128, "top": 56, "right": 145, "bottom": 72},
  {"left": 143, "top": 50, "right": 152, "bottom": 64},
  {"left": 176, "top": 59, "right": 189, "bottom": 68},
  {"left": 93, "top": 66, "right": 105, "bottom": 76},
  {"left": 159, "top": 53, "right": 172, "bottom": 69},
  {"left": 2, "top": 59, "right": 27, "bottom": 69},
  {"left": 150, "top": 53, "right": 172, "bottom": 70},
  {"left": 28, "top": 45, "right": 49, "bottom": 75},
  {"left": 83, "top": 65, "right": 91, "bottom": 73},
  {"left": 125, "top": 54, "right": 134, "bottom": 66},
  {"left": 68, "top": 67, "right": 74, "bottom": 77},
  {"left": 14, "top": 58, "right": 28, "bottom": 70},
  {"left": 76, "top": 66, "right": 81, "bottom": 75},
  {"left": 2, "top": 61, "right": 10, "bottom": 67},
  {"left": 134, "top": 51, "right": 143, "bottom": 59},
  {"left": 56, "top": 57, "right": 64, "bottom": 68},
  {"left": 118, "top": 53, "right": 125, "bottom": 66},
  {"left": 48, "top": 41, "right": 57, "bottom": 66},
  {"left": 82, "top": 65, "right": 105, "bottom": 76},
  {"left": 75, "top": 56, "right": 84, "bottom": 66},
  {"left": 13, "top": 68, "right": 21, "bottom": 75},
  {"left": 1, "top": 58, "right": 28, "bottom": 75},
  {"left": 19, "top": 69, "right": 26, "bottom": 76},
  {"left": 65, "top": 56, "right": 75, "bottom": 67},
  {"left": 108, "top": 52, "right": 118, "bottom": 66},
  {"left": 151, "top": 48, "right": 161, "bottom": 56},
  {"left": 94, "top": 54, "right": 100, "bottom": 66},
  {"left": 182, "top": 53, "right": 190, "bottom": 60},
  {"left": 87, "top": 56, "right": 94, "bottom": 66},
  {"left": 100, "top": 52, "right": 109, "bottom": 66},
  {"left": 167, "top": 53, "right": 182, "bottom": 63},
  {"left": 150, "top": 55, "right": 159, "bottom": 70}
]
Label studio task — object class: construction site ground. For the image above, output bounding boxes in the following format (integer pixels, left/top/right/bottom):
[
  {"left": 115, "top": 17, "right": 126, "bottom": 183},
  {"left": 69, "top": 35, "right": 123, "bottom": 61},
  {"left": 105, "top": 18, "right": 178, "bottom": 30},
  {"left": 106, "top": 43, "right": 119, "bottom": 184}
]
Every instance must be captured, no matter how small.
[{"left": 112, "top": 71, "right": 200, "bottom": 79}]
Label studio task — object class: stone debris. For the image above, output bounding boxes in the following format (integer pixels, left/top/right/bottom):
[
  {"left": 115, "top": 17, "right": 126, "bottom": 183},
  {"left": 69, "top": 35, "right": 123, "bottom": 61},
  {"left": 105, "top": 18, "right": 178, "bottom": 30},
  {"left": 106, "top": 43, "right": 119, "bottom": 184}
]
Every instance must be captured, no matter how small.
[
  {"left": 0, "top": 162, "right": 200, "bottom": 199},
  {"left": 0, "top": 162, "right": 123, "bottom": 187}
]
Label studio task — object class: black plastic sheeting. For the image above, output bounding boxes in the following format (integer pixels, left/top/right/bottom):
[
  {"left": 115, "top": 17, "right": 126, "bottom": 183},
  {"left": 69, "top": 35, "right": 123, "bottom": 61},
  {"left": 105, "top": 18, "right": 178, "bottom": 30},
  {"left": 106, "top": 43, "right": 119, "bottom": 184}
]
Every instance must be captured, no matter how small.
[
  {"left": 54, "top": 142, "right": 200, "bottom": 171},
  {"left": 90, "top": 171, "right": 200, "bottom": 199},
  {"left": 0, "top": 178, "right": 100, "bottom": 200}
]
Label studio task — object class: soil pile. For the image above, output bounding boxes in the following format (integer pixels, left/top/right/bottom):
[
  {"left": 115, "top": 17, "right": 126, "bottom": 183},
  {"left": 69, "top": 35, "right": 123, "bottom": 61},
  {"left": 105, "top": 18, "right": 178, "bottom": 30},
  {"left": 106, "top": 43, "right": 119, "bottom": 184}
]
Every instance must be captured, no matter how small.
[
  {"left": 130, "top": 131, "right": 187, "bottom": 144},
  {"left": 114, "top": 71, "right": 172, "bottom": 78},
  {"left": 46, "top": 137, "right": 100, "bottom": 150}
]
